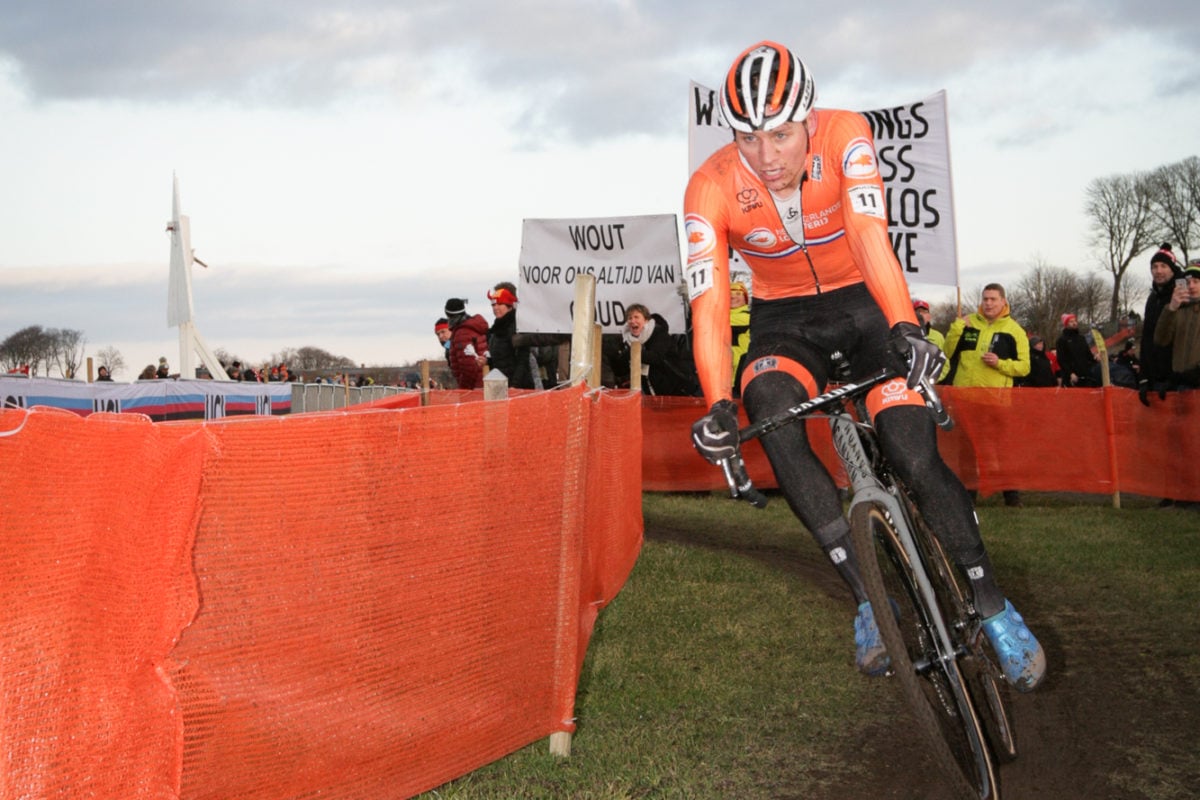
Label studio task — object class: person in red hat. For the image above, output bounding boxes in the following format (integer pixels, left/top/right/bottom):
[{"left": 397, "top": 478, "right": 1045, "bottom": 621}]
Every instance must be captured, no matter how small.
[
  {"left": 1054, "top": 313, "right": 1098, "bottom": 387},
  {"left": 483, "top": 282, "right": 537, "bottom": 389}
]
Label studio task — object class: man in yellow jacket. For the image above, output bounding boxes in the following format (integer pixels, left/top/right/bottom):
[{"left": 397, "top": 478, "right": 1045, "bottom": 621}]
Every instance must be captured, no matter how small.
[{"left": 943, "top": 283, "right": 1031, "bottom": 388}]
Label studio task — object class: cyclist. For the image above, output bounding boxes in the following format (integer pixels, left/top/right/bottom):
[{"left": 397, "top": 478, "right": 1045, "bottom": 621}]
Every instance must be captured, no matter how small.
[{"left": 685, "top": 41, "right": 1045, "bottom": 691}]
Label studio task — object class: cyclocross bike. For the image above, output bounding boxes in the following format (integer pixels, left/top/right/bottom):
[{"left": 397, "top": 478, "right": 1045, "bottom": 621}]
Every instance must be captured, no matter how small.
[{"left": 718, "top": 367, "right": 1017, "bottom": 800}]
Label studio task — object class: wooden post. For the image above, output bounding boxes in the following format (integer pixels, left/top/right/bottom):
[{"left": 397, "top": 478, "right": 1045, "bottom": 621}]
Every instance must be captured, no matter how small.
[
  {"left": 86, "top": 356, "right": 94, "bottom": 383},
  {"left": 629, "top": 341, "right": 642, "bottom": 393},
  {"left": 420, "top": 360, "right": 431, "bottom": 406},
  {"left": 1090, "top": 329, "right": 1120, "bottom": 509},
  {"left": 549, "top": 731, "right": 571, "bottom": 758},
  {"left": 589, "top": 323, "right": 603, "bottom": 388},
  {"left": 569, "top": 275, "right": 596, "bottom": 387}
]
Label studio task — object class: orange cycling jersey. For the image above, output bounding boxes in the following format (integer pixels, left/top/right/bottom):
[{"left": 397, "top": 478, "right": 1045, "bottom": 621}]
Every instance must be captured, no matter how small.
[{"left": 684, "top": 107, "right": 918, "bottom": 406}]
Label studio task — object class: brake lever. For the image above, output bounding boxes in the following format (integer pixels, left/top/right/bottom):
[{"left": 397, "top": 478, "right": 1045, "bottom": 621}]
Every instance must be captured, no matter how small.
[
  {"left": 720, "top": 451, "right": 769, "bottom": 509},
  {"left": 918, "top": 374, "right": 954, "bottom": 431}
]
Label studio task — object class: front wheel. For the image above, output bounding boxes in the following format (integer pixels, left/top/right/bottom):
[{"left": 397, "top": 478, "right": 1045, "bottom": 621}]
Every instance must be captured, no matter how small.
[{"left": 850, "top": 502, "right": 999, "bottom": 799}]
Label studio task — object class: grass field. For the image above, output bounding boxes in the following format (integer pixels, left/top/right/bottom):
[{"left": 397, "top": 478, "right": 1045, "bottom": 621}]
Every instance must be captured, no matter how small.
[{"left": 417, "top": 492, "right": 1200, "bottom": 799}]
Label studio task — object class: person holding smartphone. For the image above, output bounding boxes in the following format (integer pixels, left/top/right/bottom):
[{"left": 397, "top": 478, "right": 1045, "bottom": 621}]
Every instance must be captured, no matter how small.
[
  {"left": 1153, "top": 261, "right": 1200, "bottom": 389},
  {"left": 1140, "top": 244, "right": 1185, "bottom": 401}
]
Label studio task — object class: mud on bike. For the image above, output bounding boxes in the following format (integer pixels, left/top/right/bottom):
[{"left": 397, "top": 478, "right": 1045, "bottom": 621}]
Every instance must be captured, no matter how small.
[{"left": 717, "top": 368, "right": 1018, "bottom": 800}]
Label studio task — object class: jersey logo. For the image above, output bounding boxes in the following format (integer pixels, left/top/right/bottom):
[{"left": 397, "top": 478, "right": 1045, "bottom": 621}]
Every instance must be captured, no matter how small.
[
  {"left": 842, "top": 137, "right": 879, "bottom": 179},
  {"left": 684, "top": 214, "right": 716, "bottom": 259},
  {"left": 744, "top": 228, "right": 777, "bottom": 248},
  {"left": 737, "top": 187, "right": 763, "bottom": 213},
  {"left": 811, "top": 155, "right": 823, "bottom": 182}
]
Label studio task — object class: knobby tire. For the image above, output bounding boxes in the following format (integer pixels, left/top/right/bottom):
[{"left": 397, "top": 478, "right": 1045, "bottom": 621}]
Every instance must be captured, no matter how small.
[{"left": 850, "top": 502, "right": 1000, "bottom": 800}]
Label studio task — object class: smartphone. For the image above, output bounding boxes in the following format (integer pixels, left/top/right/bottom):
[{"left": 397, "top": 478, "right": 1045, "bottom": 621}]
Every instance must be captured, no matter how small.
[{"left": 1178, "top": 278, "right": 1189, "bottom": 289}]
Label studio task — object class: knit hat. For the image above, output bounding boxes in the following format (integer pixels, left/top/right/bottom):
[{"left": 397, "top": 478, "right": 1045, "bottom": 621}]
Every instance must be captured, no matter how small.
[
  {"left": 912, "top": 298, "right": 930, "bottom": 311},
  {"left": 1061, "top": 313, "right": 1077, "bottom": 327},
  {"left": 444, "top": 298, "right": 467, "bottom": 316},
  {"left": 1150, "top": 247, "right": 1177, "bottom": 267},
  {"left": 1184, "top": 263, "right": 1200, "bottom": 279},
  {"left": 487, "top": 287, "right": 518, "bottom": 306}
]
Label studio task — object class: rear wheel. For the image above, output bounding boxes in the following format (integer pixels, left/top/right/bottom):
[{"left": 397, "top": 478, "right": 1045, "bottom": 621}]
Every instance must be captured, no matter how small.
[{"left": 850, "top": 502, "right": 999, "bottom": 799}]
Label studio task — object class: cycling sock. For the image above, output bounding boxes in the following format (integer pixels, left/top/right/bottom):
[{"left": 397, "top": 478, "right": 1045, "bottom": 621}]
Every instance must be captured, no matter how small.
[
  {"left": 821, "top": 532, "right": 869, "bottom": 606},
  {"left": 959, "top": 551, "right": 1005, "bottom": 618}
]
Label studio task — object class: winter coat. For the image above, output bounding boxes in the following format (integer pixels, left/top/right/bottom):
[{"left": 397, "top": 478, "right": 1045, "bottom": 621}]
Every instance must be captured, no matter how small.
[
  {"left": 608, "top": 314, "right": 701, "bottom": 396},
  {"left": 730, "top": 303, "right": 751, "bottom": 391},
  {"left": 1055, "top": 328, "right": 1098, "bottom": 386},
  {"left": 1154, "top": 300, "right": 1200, "bottom": 385},
  {"left": 487, "top": 311, "right": 535, "bottom": 389},
  {"left": 1016, "top": 348, "right": 1058, "bottom": 387},
  {"left": 448, "top": 314, "right": 490, "bottom": 389},
  {"left": 942, "top": 306, "right": 1030, "bottom": 388},
  {"left": 1141, "top": 274, "right": 1183, "bottom": 382}
]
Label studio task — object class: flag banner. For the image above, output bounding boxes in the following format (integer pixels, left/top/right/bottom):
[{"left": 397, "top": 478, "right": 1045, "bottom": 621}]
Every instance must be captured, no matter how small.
[
  {"left": 1, "top": 376, "right": 292, "bottom": 421},
  {"left": 518, "top": 214, "right": 686, "bottom": 334},
  {"left": 689, "top": 83, "right": 958, "bottom": 287}
]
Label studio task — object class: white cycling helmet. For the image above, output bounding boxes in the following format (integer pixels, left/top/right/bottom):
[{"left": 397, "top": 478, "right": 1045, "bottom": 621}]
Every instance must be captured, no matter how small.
[{"left": 719, "top": 41, "right": 816, "bottom": 133}]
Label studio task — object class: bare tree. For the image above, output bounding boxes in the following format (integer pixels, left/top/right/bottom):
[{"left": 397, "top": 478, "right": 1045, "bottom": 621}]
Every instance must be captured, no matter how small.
[
  {"left": 1146, "top": 156, "right": 1200, "bottom": 264},
  {"left": 0, "top": 325, "right": 54, "bottom": 375},
  {"left": 95, "top": 346, "right": 126, "bottom": 378},
  {"left": 1085, "top": 172, "right": 1159, "bottom": 322},
  {"left": 49, "top": 328, "right": 87, "bottom": 378}
]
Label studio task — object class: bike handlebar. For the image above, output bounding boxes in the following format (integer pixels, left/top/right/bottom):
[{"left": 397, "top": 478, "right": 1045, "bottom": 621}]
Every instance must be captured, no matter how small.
[{"left": 716, "top": 368, "right": 952, "bottom": 507}]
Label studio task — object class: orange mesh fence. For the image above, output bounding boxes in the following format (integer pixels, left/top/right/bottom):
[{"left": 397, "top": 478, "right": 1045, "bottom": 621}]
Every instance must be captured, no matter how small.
[
  {"left": 641, "top": 386, "right": 1200, "bottom": 501},
  {"left": 0, "top": 385, "right": 642, "bottom": 799}
]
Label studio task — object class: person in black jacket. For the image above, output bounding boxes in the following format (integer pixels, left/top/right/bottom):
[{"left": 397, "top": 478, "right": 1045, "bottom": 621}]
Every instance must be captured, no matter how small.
[
  {"left": 1139, "top": 244, "right": 1184, "bottom": 403},
  {"left": 1055, "top": 314, "right": 1098, "bottom": 387},
  {"left": 1016, "top": 336, "right": 1058, "bottom": 387},
  {"left": 606, "top": 303, "right": 701, "bottom": 396},
  {"left": 484, "top": 282, "right": 536, "bottom": 389}
]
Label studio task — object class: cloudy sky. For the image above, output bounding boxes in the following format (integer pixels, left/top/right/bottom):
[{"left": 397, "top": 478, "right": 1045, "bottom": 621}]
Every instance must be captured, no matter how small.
[{"left": 2, "top": 1, "right": 1198, "bottom": 378}]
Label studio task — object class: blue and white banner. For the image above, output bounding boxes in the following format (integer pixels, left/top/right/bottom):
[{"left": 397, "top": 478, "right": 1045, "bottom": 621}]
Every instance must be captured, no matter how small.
[{"left": 0, "top": 376, "right": 292, "bottom": 421}]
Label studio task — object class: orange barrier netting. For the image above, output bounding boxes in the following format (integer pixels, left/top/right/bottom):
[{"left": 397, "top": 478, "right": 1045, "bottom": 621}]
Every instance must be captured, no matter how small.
[
  {"left": 0, "top": 384, "right": 642, "bottom": 799},
  {"left": 641, "top": 386, "right": 1200, "bottom": 502}
]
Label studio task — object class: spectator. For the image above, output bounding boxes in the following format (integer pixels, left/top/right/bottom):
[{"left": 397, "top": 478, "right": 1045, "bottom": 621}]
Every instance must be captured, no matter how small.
[
  {"left": 1055, "top": 314, "right": 1098, "bottom": 387},
  {"left": 607, "top": 303, "right": 701, "bottom": 396},
  {"left": 730, "top": 281, "right": 751, "bottom": 394},
  {"left": 1112, "top": 339, "right": 1140, "bottom": 388},
  {"left": 96, "top": 365, "right": 114, "bottom": 382},
  {"left": 913, "top": 298, "right": 945, "bottom": 350},
  {"left": 942, "top": 283, "right": 1030, "bottom": 388},
  {"left": 1153, "top": 261, "right": 1200, "bottom": 389},
  {"left": 943, "top": 283, "right": 1029, "bottom": 507},
  {"left": 434, "top": 318, "right": 452, "bottom": 367},
  {"left": 484, "top": 282, "right": 537, "bottom": 389},
  {"left": 138, "top": 364, "right": 158, "bottom": 380},
  {"left": 444, "top": 297, "right": 490, "bottom": 390},
  {"left": 1016, "top": 336, "right": 1058, "bottom": 387},
  {"left": 227, "top": 360, "right": 243, "bottom": 380},
  {"left": 156, "top": 357, "right": 171, "bottom": 379},
  {"left": 1139, "top": 244, "right": 1184, "bottom": 403}
]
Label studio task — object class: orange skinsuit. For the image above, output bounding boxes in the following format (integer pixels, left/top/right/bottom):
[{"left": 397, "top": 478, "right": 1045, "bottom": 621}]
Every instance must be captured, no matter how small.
[{"left": 684, "top": 108, "right": 918, "bottom": 408}]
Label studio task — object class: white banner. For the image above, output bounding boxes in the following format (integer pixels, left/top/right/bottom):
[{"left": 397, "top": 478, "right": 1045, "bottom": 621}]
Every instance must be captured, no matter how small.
[
  {"left": 688, "top": 83, "right": 958, "bottom": 287},
  {"left": 517, "top": 215, "right": 686, "bottom": 334}
]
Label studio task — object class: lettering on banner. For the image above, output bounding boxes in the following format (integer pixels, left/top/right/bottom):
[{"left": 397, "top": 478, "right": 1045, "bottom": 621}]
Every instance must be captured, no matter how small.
[
  {"left": 521, "top": 263, "right": 677, "bottom": 286},
  {"left": 256, "top": 395, "right": 272, "bottom": 416},
  {"left": 205, "top": 394, "right": 226, "bottom": 420},
  {"left": 569, "top": 223, "right": 627, "bottom": 251},
  {"left": 692, "top": 87, "right": 723, "bottom": 127},
  {"left": 3, "top": 394, "right": 26, "bottom": 410},
  {"left": 862, "top": 103, "right": 930, "bottom": 140},
  {"left": 92, "top": 397, "right": 121, "bottom": 414},
  {"left": 569, "top": 300, "right": 628, "bottom": 327}
]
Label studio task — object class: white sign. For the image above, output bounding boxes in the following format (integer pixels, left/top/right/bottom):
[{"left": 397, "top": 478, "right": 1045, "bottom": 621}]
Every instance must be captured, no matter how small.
[
  {"left": 688, "top": 83, "right": 959, "bottom": 287},
  {"left": 518, "top": 215, "right": 686, "bottom": 334}
]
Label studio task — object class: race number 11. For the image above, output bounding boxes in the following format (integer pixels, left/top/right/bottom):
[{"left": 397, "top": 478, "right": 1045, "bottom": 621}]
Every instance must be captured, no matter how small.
[
  {"left": 685, "top": 259, "right": 714, "bottom": 301},
  {"left": 848, "top": 185, "right": 886, "bottom": 220}
]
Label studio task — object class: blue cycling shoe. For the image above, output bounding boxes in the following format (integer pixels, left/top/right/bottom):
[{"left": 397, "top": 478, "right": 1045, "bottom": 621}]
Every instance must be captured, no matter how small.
[
  {"left": 982, "top": 600, "right": 1046, "bottom": 692},
  {"left": 854, "top": 601, "right": 890, "bottom": 676}
]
